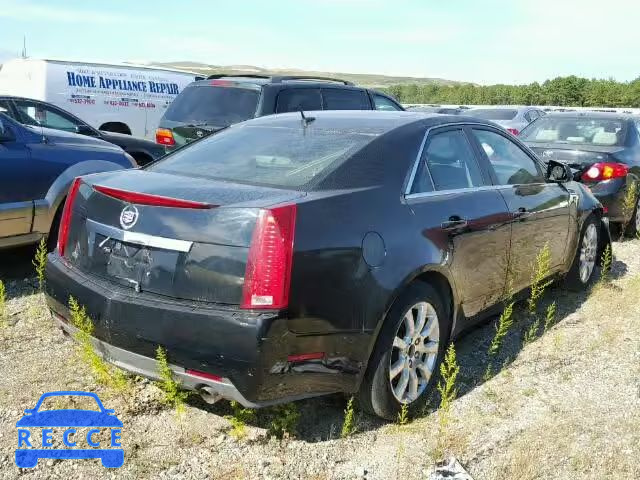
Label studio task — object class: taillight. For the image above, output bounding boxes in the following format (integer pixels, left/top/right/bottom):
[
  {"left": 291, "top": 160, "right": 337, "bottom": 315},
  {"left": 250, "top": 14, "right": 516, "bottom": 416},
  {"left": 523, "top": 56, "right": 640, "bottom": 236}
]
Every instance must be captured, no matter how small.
[
  {"left": 581, "top": 162, "right": 629, "bottom": 182},
  {"left": 506, "top": 128, "right": 519, "bottom": 135},
  {"left": 93, "top": 185, "right": 215, "bottom": 209},
  {"left": 241, "top": 205, "right": 297, "bottom": 310},
  {"left": 155, "top": 128, "right": 175, "bottom": 146},
  {"left": 57, "top": 177, "right": 82, "bottom": 256}
]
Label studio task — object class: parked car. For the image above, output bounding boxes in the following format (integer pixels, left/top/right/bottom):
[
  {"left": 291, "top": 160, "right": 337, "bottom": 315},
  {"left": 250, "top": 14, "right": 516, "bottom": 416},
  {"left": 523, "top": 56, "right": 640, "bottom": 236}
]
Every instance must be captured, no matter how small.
[
  {"left": 0, "top": 58, "right": 201, "bottom": 139},
  {"left": 155, "top": 75, "right": 404, "bottom": 148},
  {"left": 520, "top": 112, "right": 640, "bottom": 235},
  {"left": 45, "top": 111, "right": 609, "bottom": 420},
  {"left": 0, "top": 96, "right": 165, "bottom": 165},
  {"left": 0, "top": 112, "right": 136, "bottom": 250},
  {"left": 406, "top": 106, "right": 465, "bottom": 115},
  {"left": 465, "top": 107, "right": 545, "bottom": 135}
]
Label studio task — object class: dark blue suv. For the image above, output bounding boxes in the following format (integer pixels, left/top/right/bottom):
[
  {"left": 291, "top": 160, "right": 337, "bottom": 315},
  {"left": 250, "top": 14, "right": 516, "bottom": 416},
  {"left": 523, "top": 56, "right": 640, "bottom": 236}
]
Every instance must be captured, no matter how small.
[{"left": 0, "top": 112, "right": 135, "bottom": 250}]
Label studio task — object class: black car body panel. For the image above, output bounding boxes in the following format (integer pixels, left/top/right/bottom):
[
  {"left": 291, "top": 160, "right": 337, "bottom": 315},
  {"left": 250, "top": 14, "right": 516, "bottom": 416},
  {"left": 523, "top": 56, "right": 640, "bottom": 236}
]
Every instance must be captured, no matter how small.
[
  {"left": 45, "top": 112, "right": 609, "bottom": 406},
  {"left": 0, "top": 96, "right": 165, "bottom": 165}
]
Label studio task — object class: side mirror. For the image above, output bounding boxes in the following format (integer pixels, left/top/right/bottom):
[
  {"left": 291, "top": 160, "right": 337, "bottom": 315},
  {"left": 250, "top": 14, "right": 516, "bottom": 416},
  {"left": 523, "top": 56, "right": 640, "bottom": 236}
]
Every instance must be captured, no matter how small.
[
  {"left": 546, "top": 159, "right": 572, "bottom": 183},
  {"left": 75, "top": 124, "right": 98, "bottom": 136}
]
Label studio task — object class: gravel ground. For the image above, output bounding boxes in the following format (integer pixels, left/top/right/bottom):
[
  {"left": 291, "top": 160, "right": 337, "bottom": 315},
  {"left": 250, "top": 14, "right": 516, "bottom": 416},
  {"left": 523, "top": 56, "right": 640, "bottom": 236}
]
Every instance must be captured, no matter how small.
[{"left": 0, "top": 240, "right": 638, "bottom": 479}]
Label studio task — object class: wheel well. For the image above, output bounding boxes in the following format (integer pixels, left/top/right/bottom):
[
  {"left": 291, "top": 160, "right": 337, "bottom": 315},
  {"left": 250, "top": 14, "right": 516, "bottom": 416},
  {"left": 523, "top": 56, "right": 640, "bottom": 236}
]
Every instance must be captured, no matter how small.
[
  {"left": 130, "top": 151, "right": 153, "bottom": 167},
  {"left": 412, "top": 271, "right": 454, "bottom": 326},
  {"left": 99, "top": 122, "right": 131, "bottom": 135}
]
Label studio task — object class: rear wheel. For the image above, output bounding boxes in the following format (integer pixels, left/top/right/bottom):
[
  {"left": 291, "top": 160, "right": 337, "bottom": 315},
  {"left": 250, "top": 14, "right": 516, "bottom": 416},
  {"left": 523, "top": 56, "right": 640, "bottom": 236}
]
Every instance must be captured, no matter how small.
[
  {"left": 359, "top": 282, "right": 449, "bottom": 420},
  {"left": 564, "top": 216, "right": 599, "bottom": 290}
]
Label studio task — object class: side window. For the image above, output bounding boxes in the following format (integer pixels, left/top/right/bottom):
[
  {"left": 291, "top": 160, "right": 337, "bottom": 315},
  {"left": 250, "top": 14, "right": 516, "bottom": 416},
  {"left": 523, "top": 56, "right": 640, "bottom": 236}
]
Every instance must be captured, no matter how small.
[
  {"left": 0, "top": 99, "right": 11, "bottom": 115},
  {"left": 411, "top": 129, "right": 484, "bottom": 193},
  {"left": 276, "top": 88, "right": 322, "bottom": 113},
  {"left": 472, "top": 128, "right": 544, "bottom": 185},
  {"left": 373, "top": 94, "right": 402, "bottom": 111},
  {"left": 13, "top": 100, "right": 79, "bottom": 132},
  {"left": 526, "top": 110, "right": 539, "bottom": 122},
  {"left": 321, "top": 89, "right": 370, "bottom": 110}
]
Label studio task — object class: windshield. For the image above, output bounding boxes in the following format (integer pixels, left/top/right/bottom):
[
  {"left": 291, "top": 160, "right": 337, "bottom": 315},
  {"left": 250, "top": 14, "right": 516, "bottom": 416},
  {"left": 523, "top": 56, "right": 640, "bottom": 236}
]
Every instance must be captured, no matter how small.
[
  {"left": 149, "top": 124, "right": 376, "bottom": 189},
  {"left": 469, "top": 109, "right": 518, "bottom": 120},
  {"left": 163, "top": 85, "right": 260, "bottom": 126},
  {"left": 520, "top": 117, "right": 625, "bottom": 146}
]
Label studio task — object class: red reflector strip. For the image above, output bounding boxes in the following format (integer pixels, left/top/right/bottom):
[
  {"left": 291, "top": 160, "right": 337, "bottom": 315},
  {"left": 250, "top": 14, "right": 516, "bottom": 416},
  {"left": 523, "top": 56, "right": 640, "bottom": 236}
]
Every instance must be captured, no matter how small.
[
  {"left": 603, "top": 206, "right": 609, "bottom": 214},
  {"left": 287, "top": 352, "right": 324, "bottom": 362},
  {"left": 93, "top": 185, "right": 214, "bottom": 209},
  {"left": 210, "top": 79, "right": 232, "bottom": 86},
  {"left": 186, "top": 369, "right": 223, "bottom": 383}
]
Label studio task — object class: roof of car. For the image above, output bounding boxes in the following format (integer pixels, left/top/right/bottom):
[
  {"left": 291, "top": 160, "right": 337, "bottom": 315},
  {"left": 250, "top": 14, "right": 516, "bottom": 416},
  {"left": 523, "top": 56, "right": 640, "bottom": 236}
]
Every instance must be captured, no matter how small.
[
  {"left": 242, "top": 110, "right": 488, "bottom": 133},
  {"left": 544, "top": 111, "right": 636, "bottom": 121}
]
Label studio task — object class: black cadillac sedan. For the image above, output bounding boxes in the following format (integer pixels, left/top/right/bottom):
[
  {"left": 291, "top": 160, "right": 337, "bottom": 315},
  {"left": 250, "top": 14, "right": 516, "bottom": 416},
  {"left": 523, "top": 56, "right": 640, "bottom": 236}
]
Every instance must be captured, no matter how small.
[
  {"left": 44, "top": 111, "right": 609, "bottom": 419},
  {"left": 520, "top": 112, "right": 640, "bottom": 236}
]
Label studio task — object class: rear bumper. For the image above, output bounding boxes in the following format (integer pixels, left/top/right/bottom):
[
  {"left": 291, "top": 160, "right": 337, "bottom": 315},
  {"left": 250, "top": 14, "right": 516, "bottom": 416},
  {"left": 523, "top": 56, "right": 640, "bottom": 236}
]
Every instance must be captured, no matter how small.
[
  {"left": 45, "top": 254, "right": 361, "bottom": 407},
  {"left": 588, "top": 178, "right": 631, "bottom": 223}
]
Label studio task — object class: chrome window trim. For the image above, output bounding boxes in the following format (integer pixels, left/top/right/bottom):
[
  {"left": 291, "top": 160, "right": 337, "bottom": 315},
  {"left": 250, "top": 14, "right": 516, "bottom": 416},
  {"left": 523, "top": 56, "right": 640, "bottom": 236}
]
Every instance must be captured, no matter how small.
[
  {"left": 86, "top": 219, "right": 193, "bottom": 253},
  {"left": 405, "top": 184, "right": 509, "bottom": 200},
  {"left": 404, "top": 121, "right": 497, "bottom": 197}
]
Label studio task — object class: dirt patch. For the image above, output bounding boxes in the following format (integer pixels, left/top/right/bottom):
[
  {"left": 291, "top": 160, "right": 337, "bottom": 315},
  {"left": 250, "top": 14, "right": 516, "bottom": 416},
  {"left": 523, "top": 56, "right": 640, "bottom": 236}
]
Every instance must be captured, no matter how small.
[{"left": 0, "top": 241, "right": 639, "bottom": 479}]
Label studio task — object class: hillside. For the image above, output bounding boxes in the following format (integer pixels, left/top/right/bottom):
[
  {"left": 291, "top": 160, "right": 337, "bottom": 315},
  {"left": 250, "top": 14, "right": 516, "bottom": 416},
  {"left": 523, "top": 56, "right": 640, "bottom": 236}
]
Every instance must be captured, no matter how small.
[{"left": 148, "top": 61, "right": 462, "bottom": 88}]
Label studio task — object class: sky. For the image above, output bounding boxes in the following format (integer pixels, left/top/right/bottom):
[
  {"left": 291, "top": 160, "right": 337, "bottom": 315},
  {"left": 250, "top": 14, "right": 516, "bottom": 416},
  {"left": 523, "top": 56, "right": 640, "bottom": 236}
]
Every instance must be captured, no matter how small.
[{"left": 1, "top": 0, "right": 639, "bottom": 85}]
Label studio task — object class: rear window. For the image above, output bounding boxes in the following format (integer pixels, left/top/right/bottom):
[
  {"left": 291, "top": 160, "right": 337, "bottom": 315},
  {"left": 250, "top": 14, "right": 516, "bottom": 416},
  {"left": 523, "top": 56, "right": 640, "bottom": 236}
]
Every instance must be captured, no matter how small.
[
  {"left": 469, "top": 109, "right": 518, "bottom": 120},
  {"left": 163, "top": 85, "right": 259, "bottom": 126},
  {"left": 322, "top": 89, "right": 370, "bottom": 110},
  {"left": 520, "top": 117, "right": 626, "bottom": 146},
  {"left": 149, "top": 124, "right": 376, "bottom": 189}
]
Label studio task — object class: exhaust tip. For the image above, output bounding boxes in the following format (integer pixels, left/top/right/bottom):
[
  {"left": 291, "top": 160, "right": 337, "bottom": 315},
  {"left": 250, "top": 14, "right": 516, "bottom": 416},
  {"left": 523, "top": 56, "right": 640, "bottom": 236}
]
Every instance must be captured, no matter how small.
[{"left": 198, "top": 387, "right": 223, "bottom": 405}]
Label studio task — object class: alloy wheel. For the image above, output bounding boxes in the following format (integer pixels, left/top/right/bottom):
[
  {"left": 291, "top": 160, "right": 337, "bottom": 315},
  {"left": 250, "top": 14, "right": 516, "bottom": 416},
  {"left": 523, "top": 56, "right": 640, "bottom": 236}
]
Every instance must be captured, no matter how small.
[
  {"left": 579, "top": 223, "right": 598, "bottom": 283},
  {"left": 389, "top": 302, "right": 440, "bottom": 404}
]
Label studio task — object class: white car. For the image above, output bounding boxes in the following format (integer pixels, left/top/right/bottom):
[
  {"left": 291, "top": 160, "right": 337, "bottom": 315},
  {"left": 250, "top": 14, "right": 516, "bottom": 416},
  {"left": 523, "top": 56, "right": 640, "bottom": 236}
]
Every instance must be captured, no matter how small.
[
  {"left": 465, "top": 106, "right": 546, "bottom": 136},
  {"left": 0, "top": 58, "right": 201, "bottom": 140}
]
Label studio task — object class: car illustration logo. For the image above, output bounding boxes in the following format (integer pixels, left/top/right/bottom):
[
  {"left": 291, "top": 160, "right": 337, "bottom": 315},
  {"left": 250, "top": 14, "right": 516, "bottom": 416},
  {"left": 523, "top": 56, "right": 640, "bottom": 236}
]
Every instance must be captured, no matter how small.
[
  {"left": 15, "top": 391, "right": 124, "bottom": 468},
  {"left": 542, "top": 150, "right": 554, "bottom": 158},
  {"left": 195, "top": 129, "right": 204, "bottom": 138},
  {"left": 119, "top": 205, "right": 139, "bottom": 230}
]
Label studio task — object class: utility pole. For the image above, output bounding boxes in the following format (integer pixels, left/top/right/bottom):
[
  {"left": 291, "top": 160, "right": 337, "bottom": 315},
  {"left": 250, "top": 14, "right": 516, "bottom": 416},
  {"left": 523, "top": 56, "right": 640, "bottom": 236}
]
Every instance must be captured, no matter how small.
[{"left": 21, "top": 35, "right": 27, "bottom": 58}]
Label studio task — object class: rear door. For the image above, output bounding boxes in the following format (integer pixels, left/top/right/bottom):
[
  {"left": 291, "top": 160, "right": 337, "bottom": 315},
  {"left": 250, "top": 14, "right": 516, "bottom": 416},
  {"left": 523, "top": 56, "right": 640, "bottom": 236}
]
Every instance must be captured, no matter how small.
[
  {"left": 406, "top": 126, "right": 512, "bottom": 317},
  {"left": 275, "top": 88, "right": 322, "bottom": 113},
  {"left": 469, "top": 127, "right": 571, "bottom": 293}
]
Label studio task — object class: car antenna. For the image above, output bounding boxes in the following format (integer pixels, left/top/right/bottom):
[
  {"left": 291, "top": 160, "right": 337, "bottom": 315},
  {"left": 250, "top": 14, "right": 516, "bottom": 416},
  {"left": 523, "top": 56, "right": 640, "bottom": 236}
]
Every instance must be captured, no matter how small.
[{"left": 299, "top": 109, "right": 315, "bottom": 126}]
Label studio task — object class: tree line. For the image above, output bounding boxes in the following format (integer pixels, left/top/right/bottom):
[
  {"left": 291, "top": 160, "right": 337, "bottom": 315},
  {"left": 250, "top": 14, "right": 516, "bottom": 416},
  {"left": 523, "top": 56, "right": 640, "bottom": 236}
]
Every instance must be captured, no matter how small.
[{"left": 383, "top": 76, "right": 640, "bottom": 107}]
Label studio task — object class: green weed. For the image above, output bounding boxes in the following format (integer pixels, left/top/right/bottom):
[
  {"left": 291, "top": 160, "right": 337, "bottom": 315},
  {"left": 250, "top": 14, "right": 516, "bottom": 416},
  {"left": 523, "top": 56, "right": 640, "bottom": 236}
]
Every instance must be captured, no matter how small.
[
  {"left": 69, "top": 296, "right": 130, "bottom": 392},
  {"left": 0, "top": 280, "right": 6, "bottom": 329},
  {"left": 543, "top": 301, "right": 557, "bottom": 333},
  {"left": 397, "top": 402, "right": 409, "bottom": 426},
  {"left": 32, "top": 237, "right": 47, "bottom": 290},
  {"left": 155, "top": 345, "right": 189, "bottom": 415},
  {"left": 267, "top": 403, "right": 300, "bottom": 439},
  {"left": 435, "top": 343, "right": 460, "bottom": 459},
  {"left": 225, "top": 401, "right": 256, "bottom": 440},
  {"left": 599, "top": 244, "right": 612, "bottom": 284},
  {"left": 527, "top": 243, "right": 552, "bottom": 316},
  {"left": 341, "top": 396, "right": 357, "bottom": 437}
]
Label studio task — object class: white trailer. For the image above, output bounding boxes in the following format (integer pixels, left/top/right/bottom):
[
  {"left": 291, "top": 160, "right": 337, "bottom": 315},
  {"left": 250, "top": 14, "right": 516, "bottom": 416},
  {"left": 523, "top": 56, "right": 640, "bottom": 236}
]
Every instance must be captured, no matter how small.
[{"left": 0, "top": 58, "right": 201, "bottom": 139}]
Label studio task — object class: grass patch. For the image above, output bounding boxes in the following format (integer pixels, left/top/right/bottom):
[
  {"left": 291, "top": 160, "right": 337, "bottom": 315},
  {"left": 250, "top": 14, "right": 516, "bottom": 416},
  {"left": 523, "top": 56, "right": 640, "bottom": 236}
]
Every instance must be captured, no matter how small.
[
  {"left": 155, "top": 345, "right": 189, "bottom": 416},
  {"left": 225, "top": 401, "right": 256, "bottom": 440},
  {"left": 266, "top": 403, "right": 300, "bottom": 439},
  {"left": 434, "top": 343, "right": 460, "bottom": 459}
]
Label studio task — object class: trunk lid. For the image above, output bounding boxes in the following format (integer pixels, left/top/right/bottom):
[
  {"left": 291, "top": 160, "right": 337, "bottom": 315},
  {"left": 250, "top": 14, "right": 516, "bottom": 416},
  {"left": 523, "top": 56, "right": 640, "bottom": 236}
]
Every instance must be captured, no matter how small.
[
  {"left": 64, "top": 170, "right": 303, "bottom": 305},
  {"left": 527, "top": 142, "right": 623, "bottom": 166}
]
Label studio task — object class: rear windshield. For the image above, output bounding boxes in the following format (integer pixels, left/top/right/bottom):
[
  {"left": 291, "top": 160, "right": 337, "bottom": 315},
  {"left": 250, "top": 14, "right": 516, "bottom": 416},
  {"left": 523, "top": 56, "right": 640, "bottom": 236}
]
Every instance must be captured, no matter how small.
[
  {"left": 469, "top": 109, "right": 518, "bottom": 120},
  {"left": 149, "top": 124, "right": 376, "bottom": 189},
  {"left": 163, "top": 85, "right": 259, "bottom": 127},
  {"left": 520, "top": 117, "right": 625, "bottom": 146}
]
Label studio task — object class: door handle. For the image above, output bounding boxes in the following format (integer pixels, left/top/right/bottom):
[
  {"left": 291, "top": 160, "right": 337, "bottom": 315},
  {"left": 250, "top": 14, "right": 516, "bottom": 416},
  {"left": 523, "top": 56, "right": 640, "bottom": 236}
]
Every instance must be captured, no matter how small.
[{"left": 441, "top": 216, "right": 468, "bottom": 230}]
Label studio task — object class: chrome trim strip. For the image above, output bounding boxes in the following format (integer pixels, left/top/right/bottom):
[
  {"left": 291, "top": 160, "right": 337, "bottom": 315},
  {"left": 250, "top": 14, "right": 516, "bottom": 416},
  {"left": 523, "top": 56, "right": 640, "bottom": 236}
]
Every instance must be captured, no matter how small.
[
  {"left": 86, "top": 219, "right": 193, "bottom": 252},
  {"left": 405, "top": 184, "right": 509, "bottom": 200}
]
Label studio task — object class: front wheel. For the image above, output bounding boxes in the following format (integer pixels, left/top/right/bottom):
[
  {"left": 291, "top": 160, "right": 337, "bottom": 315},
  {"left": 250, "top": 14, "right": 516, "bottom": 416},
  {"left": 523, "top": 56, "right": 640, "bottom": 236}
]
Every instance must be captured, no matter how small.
[
  {"left": 564, "top": 216, "right": 600, "bottom": 290},
  {"left": 359, "top": 282, "right": 449, "bottom": 420}
]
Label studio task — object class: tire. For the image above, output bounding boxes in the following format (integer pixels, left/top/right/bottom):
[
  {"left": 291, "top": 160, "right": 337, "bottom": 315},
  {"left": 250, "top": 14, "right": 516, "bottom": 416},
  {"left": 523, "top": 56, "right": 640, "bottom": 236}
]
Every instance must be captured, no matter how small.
[
  {"left": 359, "top": 282, "right": 450, "bottom": 420},
  {"left": 564, "top": 215, "right": 600, "bottom": 290},
  {"left": 624, "top": 195, "right": 640, "bottom": 237}
]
